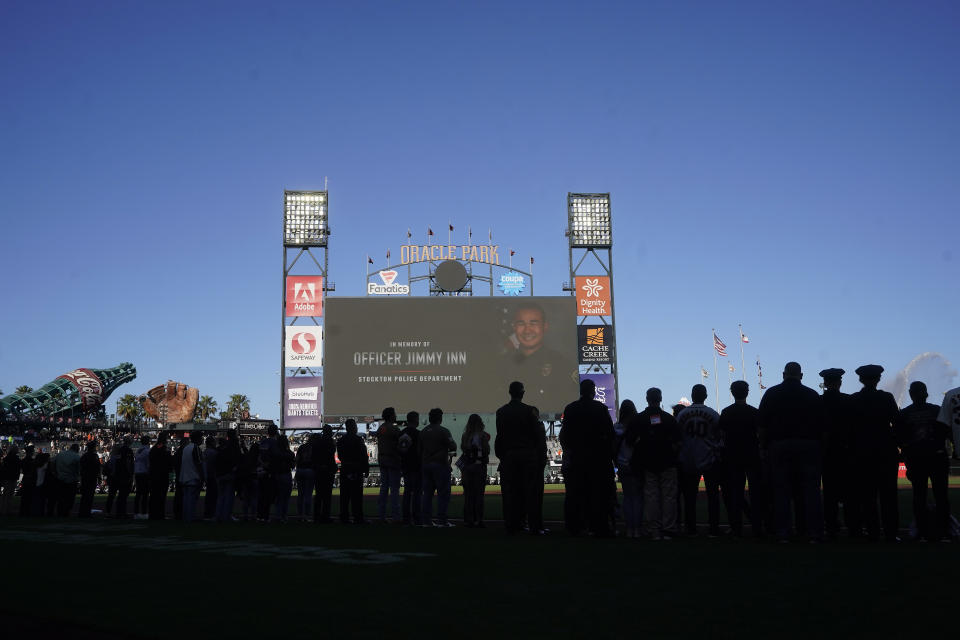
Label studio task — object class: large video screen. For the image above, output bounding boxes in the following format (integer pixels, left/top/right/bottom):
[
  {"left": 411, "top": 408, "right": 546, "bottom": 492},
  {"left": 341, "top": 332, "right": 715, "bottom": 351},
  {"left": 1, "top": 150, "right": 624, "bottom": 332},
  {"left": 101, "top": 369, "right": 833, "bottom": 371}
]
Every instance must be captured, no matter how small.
[{"left": 324, "top": 297, "right": 578, "bottom": 416}]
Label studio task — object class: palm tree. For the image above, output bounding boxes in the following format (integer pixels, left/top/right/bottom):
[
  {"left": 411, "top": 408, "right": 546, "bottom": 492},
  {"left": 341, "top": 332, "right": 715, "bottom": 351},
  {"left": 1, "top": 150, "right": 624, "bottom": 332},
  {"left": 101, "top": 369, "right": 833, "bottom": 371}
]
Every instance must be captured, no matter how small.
[
  {"left": 117, "top": 393, "right": 144, "bottom": 425},
  {"left": 15, "top": 385, "right": 33, "bottom": 395},
  {"left": 225, "top": 394, "right": 251, "bottom": 420},
  {"left": 196, "top": 395, "right": 218, "bottom": 422}
]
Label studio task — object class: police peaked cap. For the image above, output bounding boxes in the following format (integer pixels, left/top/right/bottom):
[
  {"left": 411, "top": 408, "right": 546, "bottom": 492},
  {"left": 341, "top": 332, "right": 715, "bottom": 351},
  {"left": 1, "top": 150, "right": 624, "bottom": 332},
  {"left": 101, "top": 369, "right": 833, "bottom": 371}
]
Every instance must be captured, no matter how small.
[
  {"left": 819, "top": 368, "right": 845, "bottom": 379},
  {"left": 855, "top": 364, "right": 884, "bottom": 378}
]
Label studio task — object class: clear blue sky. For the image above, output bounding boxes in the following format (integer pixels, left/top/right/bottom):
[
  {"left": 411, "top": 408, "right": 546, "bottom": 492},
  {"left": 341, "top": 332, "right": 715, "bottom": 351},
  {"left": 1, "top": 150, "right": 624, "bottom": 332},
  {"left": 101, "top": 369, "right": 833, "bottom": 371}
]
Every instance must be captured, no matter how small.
[{"left": 2, "top": 0, "right": 958, "bottom": 419}]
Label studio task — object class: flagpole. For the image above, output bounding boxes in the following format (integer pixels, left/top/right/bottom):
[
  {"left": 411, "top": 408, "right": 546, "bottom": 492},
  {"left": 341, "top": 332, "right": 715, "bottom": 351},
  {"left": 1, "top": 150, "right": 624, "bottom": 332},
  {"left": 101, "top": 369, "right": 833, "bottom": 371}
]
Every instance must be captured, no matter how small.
[
  {"left": 726, "top": 364, "right": 733, "bottom": 401},
  {"left": 712, "top": 329, "right": 719, "bottom": 411},
  {"left": 738, "top": 323, "right": 747, "bottom": 381}
]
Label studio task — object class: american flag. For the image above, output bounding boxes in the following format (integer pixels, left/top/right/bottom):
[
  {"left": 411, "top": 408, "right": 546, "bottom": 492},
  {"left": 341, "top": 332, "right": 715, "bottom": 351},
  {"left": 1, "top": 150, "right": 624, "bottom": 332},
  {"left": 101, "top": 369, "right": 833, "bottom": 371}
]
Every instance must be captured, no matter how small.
[{"left": 713, "top": 332, "right": 728, "bottom": 357}]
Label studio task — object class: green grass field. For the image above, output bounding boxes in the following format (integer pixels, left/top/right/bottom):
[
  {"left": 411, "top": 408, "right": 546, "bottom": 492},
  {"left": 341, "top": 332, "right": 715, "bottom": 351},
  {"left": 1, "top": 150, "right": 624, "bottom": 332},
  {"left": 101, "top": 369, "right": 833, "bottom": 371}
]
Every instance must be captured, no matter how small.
[{"left": 1, "top": 486, "right": 957, "bottom": 639}]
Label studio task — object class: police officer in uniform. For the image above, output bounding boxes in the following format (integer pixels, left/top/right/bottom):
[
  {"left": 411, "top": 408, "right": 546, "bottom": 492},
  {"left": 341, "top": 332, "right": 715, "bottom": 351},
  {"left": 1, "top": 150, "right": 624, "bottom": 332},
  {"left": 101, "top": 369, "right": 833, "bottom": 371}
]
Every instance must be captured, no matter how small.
[
  {"left": 850, "top": 364, "right": 900, "bottom": 542},
  {"left": 819, "top": 368, "right": 856, "bottom": 538}
]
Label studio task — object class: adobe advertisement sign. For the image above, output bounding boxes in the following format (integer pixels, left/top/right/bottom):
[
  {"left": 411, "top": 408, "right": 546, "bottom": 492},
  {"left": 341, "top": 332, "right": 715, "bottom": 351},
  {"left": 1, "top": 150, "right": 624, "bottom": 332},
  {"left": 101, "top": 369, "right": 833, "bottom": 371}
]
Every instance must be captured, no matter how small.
[
  {"left": 286, "top": 276, "right": 323, "bottom": 316},
  {"left": 285, "top": 325, "right": 323, "bottom": 367},
  {"left": 577, "top": 325, "right": 614, "bottom": 365},
  {"left": 575, "top": 276, "right": 611, "bottom": 316},
  {"left": 580, "top": 373, "right": 617, "bottom": 421},
  {"left": 284, "top": 376, "right": 322, "bottom": 428},
  {"left": 323, "top": 297, "right": 578, "bottom": 415}
]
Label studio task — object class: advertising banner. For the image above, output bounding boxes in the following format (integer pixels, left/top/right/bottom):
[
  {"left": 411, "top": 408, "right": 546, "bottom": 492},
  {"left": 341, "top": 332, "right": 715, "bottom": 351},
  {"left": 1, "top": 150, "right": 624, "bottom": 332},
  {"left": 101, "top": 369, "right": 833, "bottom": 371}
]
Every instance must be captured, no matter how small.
[
  {"left": 324, "top": 297, "right": 578, "bottom": 415},
  {"left": 56, "top": 368, "right": 105, "bottom": 410},
  {"left": 284, "top": 376, "right": 322, "bottom": 428},
  {"left": 575, "top": 276, "right": 611, "bottom": 316},
  {"left": 285, "top": 325, "right": 323, "bottom": 367},
  {"left": 580, "top": 373, "right": 617, "bottom": 421},
  {"left": 286, "top": 276, "right": 323, "bottom": 316},
  {"left": 368, "top": 270, "right": 410, "bottom": 295},
  {"left": 576, "top": 325, "right": 614, "bottom": 365}
]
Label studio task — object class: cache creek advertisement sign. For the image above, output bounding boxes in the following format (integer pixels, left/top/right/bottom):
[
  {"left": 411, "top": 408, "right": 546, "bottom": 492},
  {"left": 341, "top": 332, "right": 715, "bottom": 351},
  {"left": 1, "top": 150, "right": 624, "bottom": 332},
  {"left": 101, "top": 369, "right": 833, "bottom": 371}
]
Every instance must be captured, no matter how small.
[
  {"left": 576, "top": 325, "right": 614, "bottom": 365},
  {"left": 323, "top": 297, "right": 578, "bottom": 416},
  {"left": 284, "top": 376, "right": 322, "bottom": 428}
]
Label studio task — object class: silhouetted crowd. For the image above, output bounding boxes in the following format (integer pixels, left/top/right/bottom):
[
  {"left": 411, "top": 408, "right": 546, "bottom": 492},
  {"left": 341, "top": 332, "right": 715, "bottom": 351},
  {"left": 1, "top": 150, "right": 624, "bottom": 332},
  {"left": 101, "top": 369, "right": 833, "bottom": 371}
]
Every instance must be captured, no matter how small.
[{"left": 1, "top": 364, "right": 957, "bottom": 544}]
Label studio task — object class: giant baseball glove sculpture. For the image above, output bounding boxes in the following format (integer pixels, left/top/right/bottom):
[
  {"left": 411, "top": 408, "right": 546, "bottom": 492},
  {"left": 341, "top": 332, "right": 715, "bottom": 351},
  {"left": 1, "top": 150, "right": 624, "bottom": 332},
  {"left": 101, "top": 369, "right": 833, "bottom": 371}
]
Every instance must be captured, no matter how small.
[{"left": 141, "top": 381, "right": 199, "bottom": 424}]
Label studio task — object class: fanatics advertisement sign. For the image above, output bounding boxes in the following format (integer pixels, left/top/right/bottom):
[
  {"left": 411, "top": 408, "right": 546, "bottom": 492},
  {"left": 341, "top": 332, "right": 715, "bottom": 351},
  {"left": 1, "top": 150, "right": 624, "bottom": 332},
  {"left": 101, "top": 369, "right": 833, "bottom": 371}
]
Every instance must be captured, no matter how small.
[
  {"left": 286, "top": 276, "right": 323, "bottom": 316},
  {"left": 285, "top": 325, "right": 323, "bottom": 367},
  {"left": 577, "top": 325, "right": 614, "bottom": 365},
  {"left": 575, "top": 276, "right": 611, "bottom": 316},
  {"left": 284, "top": 376, "right": 322, "bottom": 428}
]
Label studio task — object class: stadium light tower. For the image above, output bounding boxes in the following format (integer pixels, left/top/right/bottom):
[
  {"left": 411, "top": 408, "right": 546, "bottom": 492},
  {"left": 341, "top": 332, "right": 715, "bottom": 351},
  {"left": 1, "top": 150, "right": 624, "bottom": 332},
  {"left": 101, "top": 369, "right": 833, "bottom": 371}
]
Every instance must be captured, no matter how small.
[
  {"left": 565, "top": 193, "right": 618, "bottom": 414},
  {"left": 281, "top": 189, "right": 332, "bottom": 430}
]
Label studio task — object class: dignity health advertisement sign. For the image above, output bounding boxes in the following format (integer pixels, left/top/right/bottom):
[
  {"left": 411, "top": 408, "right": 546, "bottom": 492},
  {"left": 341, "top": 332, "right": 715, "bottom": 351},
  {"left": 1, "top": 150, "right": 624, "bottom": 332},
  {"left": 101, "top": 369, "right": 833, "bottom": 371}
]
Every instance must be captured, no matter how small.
[{"left": 284, "top": 376, "right": 322, "bottom": 428}]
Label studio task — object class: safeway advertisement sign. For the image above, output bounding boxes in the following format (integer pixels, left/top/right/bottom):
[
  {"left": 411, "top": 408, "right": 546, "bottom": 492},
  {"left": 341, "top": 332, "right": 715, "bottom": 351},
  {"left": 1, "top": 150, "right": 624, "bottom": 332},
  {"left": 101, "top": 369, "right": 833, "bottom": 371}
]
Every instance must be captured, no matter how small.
[
  {"left": 575, "top": 276, "right": 611, "bottom": 316},
  {"left": 286, "top": 276, "right": 323, "bottom": 316},
  {"left": 285, "top": 325, "right": 323, "bottom": 367}
]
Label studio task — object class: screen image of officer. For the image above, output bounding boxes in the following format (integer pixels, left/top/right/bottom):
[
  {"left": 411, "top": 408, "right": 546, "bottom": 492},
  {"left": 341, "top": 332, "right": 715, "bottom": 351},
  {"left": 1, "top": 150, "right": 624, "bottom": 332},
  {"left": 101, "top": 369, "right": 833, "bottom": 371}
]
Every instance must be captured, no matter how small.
[{"left": 499, "top": 302, "right": 574, "bottom": 403}]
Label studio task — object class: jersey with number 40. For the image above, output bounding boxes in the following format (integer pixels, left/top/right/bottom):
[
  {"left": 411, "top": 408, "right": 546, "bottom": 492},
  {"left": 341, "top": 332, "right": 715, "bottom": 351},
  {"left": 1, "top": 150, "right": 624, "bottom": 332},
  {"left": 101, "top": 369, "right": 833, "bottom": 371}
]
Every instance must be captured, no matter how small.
[{"left": 676, "top": 404, "right": 721, "bottom": 474}]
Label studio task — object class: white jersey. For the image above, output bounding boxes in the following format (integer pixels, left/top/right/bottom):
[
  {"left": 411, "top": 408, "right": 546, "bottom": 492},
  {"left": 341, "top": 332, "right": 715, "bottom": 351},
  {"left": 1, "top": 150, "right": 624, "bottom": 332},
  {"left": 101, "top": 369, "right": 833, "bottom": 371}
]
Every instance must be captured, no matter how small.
[
  {"left": 938, "top": 386, "right": 960, "bottom": 435},
  {"left": 676, "top": 403, "right": 721, "bottom": 473}
]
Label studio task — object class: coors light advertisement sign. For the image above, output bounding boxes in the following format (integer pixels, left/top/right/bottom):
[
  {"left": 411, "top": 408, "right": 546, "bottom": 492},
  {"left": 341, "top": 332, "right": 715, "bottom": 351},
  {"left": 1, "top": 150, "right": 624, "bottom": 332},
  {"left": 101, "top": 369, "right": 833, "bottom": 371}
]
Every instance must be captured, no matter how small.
[
  {"left": 57, "top": 368, "right": 105, "bottom": 409},
  {"left": 284, "top": 376, "right": 322, "bottom": 428}
]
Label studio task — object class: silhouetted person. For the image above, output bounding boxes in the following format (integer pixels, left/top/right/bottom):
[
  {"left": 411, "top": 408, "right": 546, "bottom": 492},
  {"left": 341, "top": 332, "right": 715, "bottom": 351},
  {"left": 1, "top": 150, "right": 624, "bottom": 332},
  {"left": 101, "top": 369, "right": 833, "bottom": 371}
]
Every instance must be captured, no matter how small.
[
  {"left": 460, "top": 413, "right": 491, "bottom": 528},
  {"left": 203, "top": 436, "right": 219, "bottom": 520},
  {"left": 148, "top": 434, "right": 173, "bottom": 520},
  {"left": 133, "top": 435, "right": 151, "bottom": 519},
  {"left": 896, "top": 381, "right": 951, "bottom": 541},
  {"left": 559, "top": 379, "right": 615, "bottom": 537},
  {"left": 78, "top": 441, "right": 101, "bottom": 518},
  {"left": 850, "top": 364, "right": 900, "bottom": 542},
  {"left": 938, "top": 385, "right": 960, "bottom": 460},
  {"left": 257, "top": 425, "right": 280, "bottom": 522},
  {"left": 54, "top": 443, "right": 81, "bottom": 516},
  {"left": 313, "top": 425, "right": 337, "bottom": 524},
  {"left": 758, "top": 362, "right": 825, "bottom": 542},
  {"left": 399, "top": 411, "right": 423, "bottom": 526},
  {"left": 614, "top": 399, "right": 641, "bottom": 538},
  {"left": 718, "top": 381, "right": 763, "bottom": 537},
  {"left": 496, "top": 381, "right": 547, "bottom": 535},
  {"left": 18, "top": 445, "right": 37, "bottom": 517},
  {"left": 338, "top": 419, "right": 369, "bottom": 524},
  {"left": 420, "top": 408, "right": 457, "bottom": 527},
  {"left": 676, "top": 384, "right": 722, "bottom": 536},
  {"left": 819, "top": 368, "right": 857, "bottom": 538},
  {"left": 376, "top": 407, "right": 402, "bottom": 523},
  {"left": 628, "top": 387, "right": 682, "bottom": 539},
  {"left": 111, "top": 437, "right": 134, "bottom": 518},
  {"left": 0, "top": 445, "right": 22, "bottom": 515},
  {"left": 215, "top": 430, "right": 241, "bottom": 522}
]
